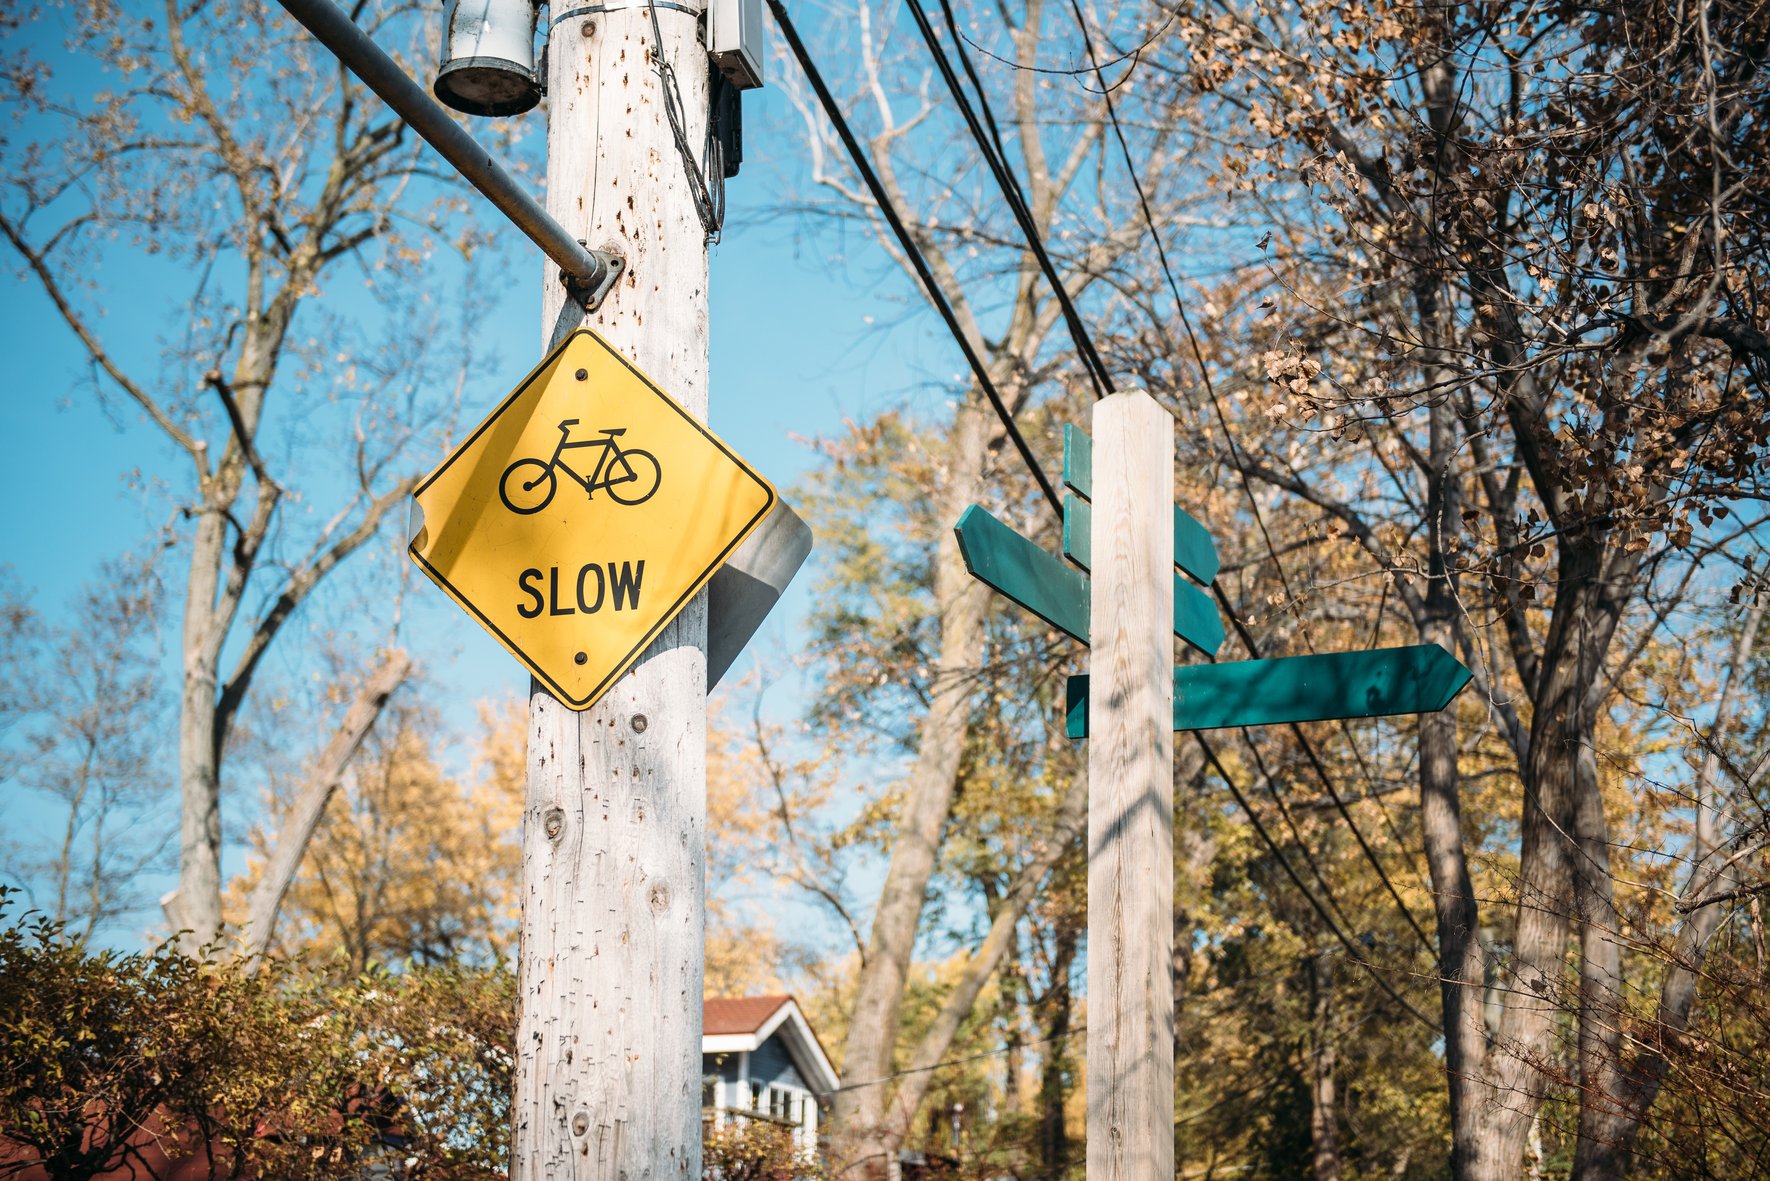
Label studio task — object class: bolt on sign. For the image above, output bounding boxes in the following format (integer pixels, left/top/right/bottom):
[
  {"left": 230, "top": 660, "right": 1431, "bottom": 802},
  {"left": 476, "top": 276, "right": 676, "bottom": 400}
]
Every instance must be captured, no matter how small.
[{"left": 409, "top": 328, "right": 775, "bottom": 709}]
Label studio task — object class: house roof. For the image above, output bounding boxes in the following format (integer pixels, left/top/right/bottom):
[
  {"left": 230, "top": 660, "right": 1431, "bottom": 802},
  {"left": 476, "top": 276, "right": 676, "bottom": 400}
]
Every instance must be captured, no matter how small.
[
  {"left": 704, "top": 994, "right": 793, "bottom": 1036},
  {"left": 702, "top": 995, "right": 840, "bottom": 1095}
]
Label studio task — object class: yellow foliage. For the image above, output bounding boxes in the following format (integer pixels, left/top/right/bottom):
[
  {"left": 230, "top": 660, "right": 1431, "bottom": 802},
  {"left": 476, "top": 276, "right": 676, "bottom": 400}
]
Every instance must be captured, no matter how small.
[{"left": 229, "top": 699, "right": 523, "bottom": 972}]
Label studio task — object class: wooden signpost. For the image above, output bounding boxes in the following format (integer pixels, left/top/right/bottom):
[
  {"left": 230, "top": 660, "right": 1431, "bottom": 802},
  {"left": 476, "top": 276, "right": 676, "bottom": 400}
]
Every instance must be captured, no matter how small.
[
  {"left": 1082, "top": 392, "right": 1175, "bottom": 1181},
  {"left": 954, "top": 389, "right": 1471, "bottom": 1180}
]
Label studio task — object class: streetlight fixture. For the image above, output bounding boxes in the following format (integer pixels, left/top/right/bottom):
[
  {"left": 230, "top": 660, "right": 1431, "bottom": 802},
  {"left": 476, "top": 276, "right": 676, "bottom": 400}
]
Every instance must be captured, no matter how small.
[{"left": 434, "top": 0, "right": 541, "bottom": 117}]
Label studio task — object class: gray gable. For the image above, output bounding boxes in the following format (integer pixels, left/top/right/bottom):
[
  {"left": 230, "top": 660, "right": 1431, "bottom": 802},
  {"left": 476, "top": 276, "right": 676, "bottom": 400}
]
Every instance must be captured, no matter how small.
[
  {"left": 700, "top": 996, "right": 839, "bottom": 1097},
  {"left": 746, "top": 1031, "right": 807, "bottom": 1091},
  {"left": 701, "top": 1035, "right": 810, "bottom": 1093}
]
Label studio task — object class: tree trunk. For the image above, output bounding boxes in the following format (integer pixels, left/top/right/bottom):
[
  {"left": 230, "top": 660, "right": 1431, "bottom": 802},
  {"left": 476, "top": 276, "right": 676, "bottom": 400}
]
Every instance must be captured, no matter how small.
[
  {"left": 1413, "top": 391, "right": 1497, "bottom": 1180},
  {"left": 1308, "top": 954, "right": 1343, "bottom": 1181},
  {"left": 879, "top": 768, "right": 1088, "bottom": 1144},
  {"left": 164, "top": 318, "right": 280, "bottom": 947},
  {"left": 829, "top": 393, "right": 994, "bottom": 1180},
  {"left": 1421, "top": 676, "right": 1502, "bottom": 1180},
  {"left": 1548, "top": 537, "right": 1637, "bottom": 1181},
  {"left": 5, "top": 5, "right": 438, "bottom": 961},
  {"left": 240, "top": 650, "right": 410, "bottom": 960},
  {"left": 1467, "top": 676, "right": 1579, "bottom": 1178},
  {"left": 1574, "top": 599, "right": 1764, "bottom": 1175},
  {"left": 1039, "top": 924, "right": 1077, "bottom": 1180},
  {"left": 1003, "top": 941, "right": 1023, "bottom": 1115},
  {"left": 165, "top": 509, "right": 230, "bottom": 944},
  {"left": 1474, "top": 536, "right": 1628, "bottom": 1181},
  {"left": 1571, "top": 729, "right": 1628, "bottom": 1181}
]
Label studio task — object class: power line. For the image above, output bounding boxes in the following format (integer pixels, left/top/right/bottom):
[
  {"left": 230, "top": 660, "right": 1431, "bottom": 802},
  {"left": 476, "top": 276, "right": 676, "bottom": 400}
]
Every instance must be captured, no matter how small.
[
  {"left": 768, "top": 0, "right": 1063, "bottom": 518},
  {"left": 828, "top": 936, "right": 1432, "bottom": 1097},
  {"left": 932, "top": 0, "right": 1014, "bottom": 190},
  {"left": 1194, "top": 736, "right": 1440, "bottom": 1031},
  {"left": 905, "top": 0, "right": 1115, "bottom": 399},
  {"left": 831, "top": 1022, "right": 1088, "bottom": 1094},
  {"left": 1241, "top": 730, "right": 1364, "bottom": 936},
  {"left": 1060, "top": 0, "right": 1437, "bottom": 957},
  {"left": 775, "top": 0, "right": 1436, "bottom": 1022}
]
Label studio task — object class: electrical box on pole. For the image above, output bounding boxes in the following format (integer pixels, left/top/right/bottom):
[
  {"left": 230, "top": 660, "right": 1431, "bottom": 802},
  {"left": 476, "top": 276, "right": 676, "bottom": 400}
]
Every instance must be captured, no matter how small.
[{"left": 708, "top": 0, "right": 764, "bottom": 89}]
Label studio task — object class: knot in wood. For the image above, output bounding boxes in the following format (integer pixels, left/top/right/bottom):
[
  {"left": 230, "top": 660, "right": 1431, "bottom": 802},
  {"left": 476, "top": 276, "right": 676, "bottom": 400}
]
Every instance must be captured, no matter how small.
[
  {"left": 648, "top": 880, "right": 672, "bottom": 914},
  {"left": 571, "top": 1110, "right": 591, "bottom": 1136},
  {"left": 630, "top": 713, "right": 648, "bottom": 733},
  {"left": 543, "top": 807, "right": 565, "bottom": 842}
]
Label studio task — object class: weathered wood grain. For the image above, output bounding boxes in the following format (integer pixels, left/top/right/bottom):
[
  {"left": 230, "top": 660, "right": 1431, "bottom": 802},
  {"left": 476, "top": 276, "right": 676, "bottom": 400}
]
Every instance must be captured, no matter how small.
[
  {"left": 513, "top": 11, "right": 710, "bottom": 1180},
  {"left": 1085, "top": 390, "right": 1175, "bottom": 1181}
]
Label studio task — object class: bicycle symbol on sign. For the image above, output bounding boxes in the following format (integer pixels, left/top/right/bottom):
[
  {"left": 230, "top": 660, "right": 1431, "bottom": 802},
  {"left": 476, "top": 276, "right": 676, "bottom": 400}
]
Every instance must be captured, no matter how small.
[{"left": 498, "top": 419, "right": 662, "bottom": 515}]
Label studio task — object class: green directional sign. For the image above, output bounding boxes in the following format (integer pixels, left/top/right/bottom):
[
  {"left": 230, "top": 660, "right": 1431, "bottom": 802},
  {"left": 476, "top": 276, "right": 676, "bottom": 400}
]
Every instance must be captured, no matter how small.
[
  {"left": 1064, "top": 425, "right": 1220, "bottom": 585},
  {"left": 1061, "top": 494, "right": 1223, "bottom": 657},
  {"left": 954, "top": 505, "right": 1089, "bottom": 644},
  {"left": 957, "top": 421, "right": 1472, "bottom": 743},
  {"left": 1062, "top": 644, "right": 1472, "bottom": 738},
  {"left": 954, "top": 506, "right": 1223, "bottom": 655}
]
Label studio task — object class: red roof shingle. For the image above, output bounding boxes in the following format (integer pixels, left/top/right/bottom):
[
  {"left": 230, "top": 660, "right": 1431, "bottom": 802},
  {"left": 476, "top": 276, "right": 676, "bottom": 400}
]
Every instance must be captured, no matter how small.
[{"left": 703, "top": 994, "right": 792, "bottom": 1036}]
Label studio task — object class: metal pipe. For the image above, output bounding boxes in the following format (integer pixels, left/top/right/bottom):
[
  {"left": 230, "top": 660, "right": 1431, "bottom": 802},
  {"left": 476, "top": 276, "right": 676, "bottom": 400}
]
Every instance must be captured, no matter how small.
[{"left": 277, "top": 0, "right": 621, "bottom": 300}]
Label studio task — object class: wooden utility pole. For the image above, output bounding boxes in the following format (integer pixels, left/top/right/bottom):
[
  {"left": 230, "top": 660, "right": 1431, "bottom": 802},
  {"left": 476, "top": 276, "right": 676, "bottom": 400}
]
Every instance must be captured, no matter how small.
[
  {"left": 512, "top": 8, "right": 711, "bottom": 1179},
  {"left": 1086, "top": 389, "right": 1175, "bottom": 1181}
]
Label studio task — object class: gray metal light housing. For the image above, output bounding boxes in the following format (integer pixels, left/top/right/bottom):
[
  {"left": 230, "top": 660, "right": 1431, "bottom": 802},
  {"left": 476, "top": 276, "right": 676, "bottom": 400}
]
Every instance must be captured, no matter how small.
[{"left": 435, "top": 0, "right": 540, "bottom": 117}]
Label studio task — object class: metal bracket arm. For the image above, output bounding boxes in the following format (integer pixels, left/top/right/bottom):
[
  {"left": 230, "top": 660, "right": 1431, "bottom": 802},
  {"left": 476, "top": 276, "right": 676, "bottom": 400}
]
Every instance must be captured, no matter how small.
[{"left": 278, "top": 0, "right": 629, "bottom": 302}]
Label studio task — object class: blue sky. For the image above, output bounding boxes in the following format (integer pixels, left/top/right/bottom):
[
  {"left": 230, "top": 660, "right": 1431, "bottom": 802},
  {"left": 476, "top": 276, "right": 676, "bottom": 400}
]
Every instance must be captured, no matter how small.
[
  {"left": 0, "top": 10, "right": 961, "bottom": 947},
  {"left": 0, "top": 77, "right": 944, "bottom": 668}
]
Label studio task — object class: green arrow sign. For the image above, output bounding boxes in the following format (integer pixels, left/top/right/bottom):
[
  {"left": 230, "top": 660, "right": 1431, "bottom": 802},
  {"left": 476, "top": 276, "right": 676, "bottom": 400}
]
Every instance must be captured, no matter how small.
[
  {"left": 1064, "top": 425, "right": 1220, "bottom": 585},
  {"left": 1063, "top": 644, "right": 1472, "bottom": 738},
  {"left": 955, "top": 506, "right": 1223, "bottom": 655},
  {"left": 1062, "top": 494, "right": 1223, "bottom": 657},
  {"left": 954, "top": 505, "right": 1089, "bottom": 644}
]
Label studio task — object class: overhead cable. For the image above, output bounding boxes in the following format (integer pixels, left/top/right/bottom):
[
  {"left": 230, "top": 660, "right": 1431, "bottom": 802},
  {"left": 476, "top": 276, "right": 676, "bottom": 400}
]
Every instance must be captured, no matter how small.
[
  {"left": 905, "top": 0, "right": 1115, "bottom": 400},
  {"left": 1242, "top": 731, "right": 1365, "bottom": 936},
  {"left": 769, "top": 0, "right": 1064, "bottom": 517},
  {"left": 1195, "top": 736, "right": 1440, "bottom": 1032},
  {"left": 647, "top": 0, "right": 725, "bottom": 237},
  {"left": 933, "top": 0, "right": 1015, "bottom": 185}
]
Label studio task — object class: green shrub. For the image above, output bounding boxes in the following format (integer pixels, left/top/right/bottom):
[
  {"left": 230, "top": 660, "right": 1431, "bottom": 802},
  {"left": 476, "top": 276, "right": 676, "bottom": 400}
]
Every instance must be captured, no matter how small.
[{"left": 0, "top": 893, "right": 513, "bottom": 1180}]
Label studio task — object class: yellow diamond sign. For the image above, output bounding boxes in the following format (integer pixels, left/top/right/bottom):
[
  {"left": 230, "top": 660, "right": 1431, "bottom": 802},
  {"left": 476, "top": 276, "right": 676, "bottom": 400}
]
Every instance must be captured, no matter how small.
[{"left": 408, "top": 328, "right": 775, "bottom": 709}]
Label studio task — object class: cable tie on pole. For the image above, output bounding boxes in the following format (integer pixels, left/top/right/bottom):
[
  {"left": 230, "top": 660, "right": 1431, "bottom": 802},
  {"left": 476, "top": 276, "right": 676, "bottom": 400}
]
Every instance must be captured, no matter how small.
[{"left": 645, "top": 0, "right": 724, "bottom": 239}]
